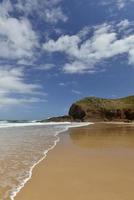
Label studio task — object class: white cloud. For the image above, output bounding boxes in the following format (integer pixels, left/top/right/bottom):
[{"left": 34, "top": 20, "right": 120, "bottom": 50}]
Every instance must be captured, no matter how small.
[
  {"left": 117, "top": 0, "right": 126, "bottom": 9},
  {"left": 0, "top": 0, "right": 68, "bottom": 67},
  {"left": 117, "top": 0, "right": 134, "bottom": 9},
  {"left": 59, "top": 82, "right": 66, "bottom": 86},
  {"left": 129, "top": 49, "right": 134, "bottom": 64},
  {"left": 15, "top": 0, "right": 67, "bottom": 24},
  {"left": 0, "top": 0, "right": 13, "bottom": 16},
  {"left": 43, "top": 35, "right": 81, "bottom": 55},
  {"left": 101, "top": 0, "right": 134, "bottom": 10},
  {"left": 117, "top": 19, "right": 130, "bottom": 31},
  {"left": 38, "top": 63, "right": 55, "bottom": 70},
  {"left": 43, "top": 21, "right": 134, "bottom": 74},
  {"left": 15, "top": 0, "right": 62, "bottom": 13},
  {"left": 45, "top": 7, "right": 68, "bottom": 23},
  {"left": 0, "top": 14, "right": 38, "bottom": 60},
  {"left": 0, "top": 66, "right": 43, "bottom": 106},
  {"left": 58, "top": 81, "right": 77, "bottom": 86},
  {"left": 0, "top": 0, "right": 67, "bottom": 69},
  {"left": 63, "top": 61, "right": 95, "bottom": 74},
  {"left": 72, "top": 89, "right": 82, "bottom": 95},
  {"left": 0, "top": 96, "right": 41, "bottom": 105},
  {"left": 0, "top": 67, "right": 40, "bottom": 93},
  {"left": 0, "top": 0, "right": 67, "bottom": 107}
]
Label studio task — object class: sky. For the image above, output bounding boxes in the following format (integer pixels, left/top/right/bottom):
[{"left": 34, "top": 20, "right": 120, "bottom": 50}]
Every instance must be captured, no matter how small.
[{"left": 0, "top": 0, "right": 134, "bottom": 120}]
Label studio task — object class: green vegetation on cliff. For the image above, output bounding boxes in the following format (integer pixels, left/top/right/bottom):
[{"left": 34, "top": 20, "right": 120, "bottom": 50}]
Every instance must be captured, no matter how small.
[
  {"left": 76, "top": 96, "right": 134, "bottom": 110},
  {"left": 69, "top": 96, "right": 134, "bottom": 121}
]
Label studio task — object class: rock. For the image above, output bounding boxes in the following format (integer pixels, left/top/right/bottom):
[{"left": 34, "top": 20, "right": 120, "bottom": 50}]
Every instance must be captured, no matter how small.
[
  {"left": 41, "top": 115, "right": 72, "bottom": 122},
  {"left": 68, "top": 96, "right": 134, "bottom": 122},
  {"left": 69, "top": 104, "right": 86, "bottom": 121},
  {"left": 41, "top": 95, "right": 134, "bottom": 122}
]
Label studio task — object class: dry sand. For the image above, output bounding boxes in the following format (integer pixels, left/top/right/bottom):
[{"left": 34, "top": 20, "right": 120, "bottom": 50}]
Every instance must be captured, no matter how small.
[{"left": 15, "top": 123, "right": 134, "bottom": 200}]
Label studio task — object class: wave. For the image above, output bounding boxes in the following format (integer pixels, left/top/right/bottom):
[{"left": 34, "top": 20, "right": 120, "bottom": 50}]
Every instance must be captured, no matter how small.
[{"left": 0, "top": 121, "right": 72, "bottom": 128}]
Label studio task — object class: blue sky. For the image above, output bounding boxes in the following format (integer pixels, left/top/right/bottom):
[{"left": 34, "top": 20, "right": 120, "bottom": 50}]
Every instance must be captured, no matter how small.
[{"left": 0, "top": 0, "right": 134, "bottom": 120}]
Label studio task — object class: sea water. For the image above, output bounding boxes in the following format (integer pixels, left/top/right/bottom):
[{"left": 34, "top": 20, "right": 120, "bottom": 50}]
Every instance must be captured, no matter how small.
[{"left": 0, "top": 121, "right": 90, "bottom": 200}]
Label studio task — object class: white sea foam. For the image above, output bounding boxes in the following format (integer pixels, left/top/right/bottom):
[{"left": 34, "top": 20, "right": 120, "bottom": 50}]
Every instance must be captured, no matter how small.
[
  {"left": 1, "top": 122, "right": 92, "bottom": 200},
  {"left": 0, "top": 121, "right": 71, "bottom": 128}
]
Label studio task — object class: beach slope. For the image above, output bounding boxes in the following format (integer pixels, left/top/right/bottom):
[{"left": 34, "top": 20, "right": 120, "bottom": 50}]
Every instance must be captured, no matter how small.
[{"left": 15, "top": 123, "right": 134, "bottom": 200}]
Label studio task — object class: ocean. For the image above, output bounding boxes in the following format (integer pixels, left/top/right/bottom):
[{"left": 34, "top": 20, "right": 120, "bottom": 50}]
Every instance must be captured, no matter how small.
[{"left": 0, "top": 121, "right": 90, "bottom": 200}]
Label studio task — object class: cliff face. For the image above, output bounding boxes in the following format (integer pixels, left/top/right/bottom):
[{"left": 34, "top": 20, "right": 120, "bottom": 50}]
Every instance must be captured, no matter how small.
[{"left": 69, "top": 96, "right": 134, "bottom": 122}]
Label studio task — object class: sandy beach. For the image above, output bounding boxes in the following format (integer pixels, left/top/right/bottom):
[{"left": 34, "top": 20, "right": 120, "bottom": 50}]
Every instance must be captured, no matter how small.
[{"left": 15, "top": 123, "right": 134, "bottom": 200}]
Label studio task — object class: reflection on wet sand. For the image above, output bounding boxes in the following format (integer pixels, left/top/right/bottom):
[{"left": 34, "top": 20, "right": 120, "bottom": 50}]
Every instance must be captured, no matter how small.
[
  {"left": 15, "top": 123, "right": 134, "bottom": 200},
  {"left": 69, "top": 123, "right": 134, "bottom": 149}
]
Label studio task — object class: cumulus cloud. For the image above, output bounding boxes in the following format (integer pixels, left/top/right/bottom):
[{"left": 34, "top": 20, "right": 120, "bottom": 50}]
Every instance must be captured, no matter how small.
[
  {"left": 0, "top": 0, "right": 68, "bottom": 66},
  {"left": 43, "top": 21, "right": 134, "bottom": 74},
  {"left": 0, "top": 67, "right": 43, "bottom": 106},
  {"left": 0, "top": 14, "right": 38, "bottom": 61},
  {"left": 117, "top": 19, "right": 130, "bottom": 31},
  {"left": 0, "top": 0, "right": 13, "bottom": 16},
  {"left": 0, "top": 0, "right": 38, "bottom": 68},
  {"left": 0, "top": 67, "right": 40, "bottom": 93},
  {"left": 0, "top": 0, "right": 61, "bottom": 108},
  {"left": 43, "top": 35, "right": 81, "bottom": 56},
  {"left": 0, "top": 0, "right": 72, "bottom": 109},
  {"left": 0, "top": 0, "right": 48, "bottom": 107}
]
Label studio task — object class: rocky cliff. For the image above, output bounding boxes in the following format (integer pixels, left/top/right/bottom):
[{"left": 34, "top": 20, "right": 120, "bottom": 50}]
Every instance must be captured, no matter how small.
[
  {"left": 69, "top": 96, "right": 134, "bottom": 122},
  {"left": 43, "top": 95, "right": 134, "bottom": 122}
]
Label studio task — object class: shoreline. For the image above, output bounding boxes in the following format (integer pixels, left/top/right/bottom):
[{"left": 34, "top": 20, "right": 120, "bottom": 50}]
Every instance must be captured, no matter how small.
[
  {"left": 15, "top": 122, "right": 134, "bottom": 200},
  {"left": 10, "top": 122, "right": 90, "bottom": 200},
  {"left": 10, "top": 130, "right": 59, "bottom": 200}
]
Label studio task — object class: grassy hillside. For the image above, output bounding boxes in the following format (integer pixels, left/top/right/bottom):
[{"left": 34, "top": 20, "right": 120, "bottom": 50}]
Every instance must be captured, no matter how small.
[
  {"left": 76, "top": 96, "right": 134, "bottom": 110},
  {"left": 69, "top": 96, "right": 134, "bottom": 121}
]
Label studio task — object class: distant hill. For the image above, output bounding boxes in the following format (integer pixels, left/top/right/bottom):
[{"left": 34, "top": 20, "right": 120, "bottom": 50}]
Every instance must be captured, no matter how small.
[{"left": 69, "top": 96, "right": 134, "bottom": 122}]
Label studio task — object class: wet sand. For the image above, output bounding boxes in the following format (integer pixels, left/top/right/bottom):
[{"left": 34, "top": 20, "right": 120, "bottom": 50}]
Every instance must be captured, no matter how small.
[{"left": 15, "top": 123, "right": 134, "bottom": 200}]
